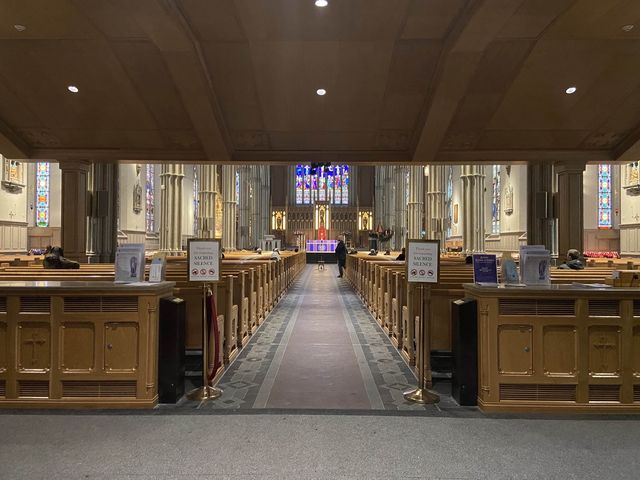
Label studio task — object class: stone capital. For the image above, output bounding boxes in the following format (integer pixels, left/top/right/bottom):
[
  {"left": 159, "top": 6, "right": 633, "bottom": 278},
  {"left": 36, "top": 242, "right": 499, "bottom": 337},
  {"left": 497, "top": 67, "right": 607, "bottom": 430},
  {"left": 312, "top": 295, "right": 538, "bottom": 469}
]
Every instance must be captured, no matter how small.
[{"left": 554, "top": 160, "right": 587, "bottom": 175}]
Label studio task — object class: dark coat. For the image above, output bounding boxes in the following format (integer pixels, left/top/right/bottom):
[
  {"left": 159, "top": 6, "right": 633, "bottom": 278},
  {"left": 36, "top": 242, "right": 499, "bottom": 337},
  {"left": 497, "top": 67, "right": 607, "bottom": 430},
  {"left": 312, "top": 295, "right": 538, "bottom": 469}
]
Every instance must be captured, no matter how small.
[{"left": 335, "top": 241, "right": 347, "bottom": 261}]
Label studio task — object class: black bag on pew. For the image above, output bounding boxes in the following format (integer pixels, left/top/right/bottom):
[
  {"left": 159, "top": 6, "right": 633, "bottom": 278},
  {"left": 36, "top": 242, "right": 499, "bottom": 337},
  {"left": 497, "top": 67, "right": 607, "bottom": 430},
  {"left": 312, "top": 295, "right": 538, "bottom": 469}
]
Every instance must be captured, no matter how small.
[{"left": 43, "top": 246, "right": 80, "bottom": 269}]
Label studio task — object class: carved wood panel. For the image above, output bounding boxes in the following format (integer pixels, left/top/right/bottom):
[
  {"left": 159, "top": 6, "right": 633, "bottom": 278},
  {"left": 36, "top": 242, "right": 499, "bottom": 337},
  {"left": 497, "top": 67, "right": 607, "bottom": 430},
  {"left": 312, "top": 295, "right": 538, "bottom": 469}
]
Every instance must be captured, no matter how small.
[
  {"left": 633, "top": 326, "right": 640, "bottom": 377},
  {"left": 61, "top": 323, "right": 95, "bottom": 372},
  {"left": 104, "top": 323, "right": 139, "bottom": 372},
  {"left": 543, "top": 325, "right": 577, "bottom": 377},
  {"left": 0, "top": 321, "right": 6, "bottom": 373},
  {"left": 18, "top": 323, "right": 50, "bottom": 372},
  {"left": 588, "top": 326, "right": 621, "bottom": 377},
  {"left": 498, "top": 325, "right": 533, "bottom": 375}
]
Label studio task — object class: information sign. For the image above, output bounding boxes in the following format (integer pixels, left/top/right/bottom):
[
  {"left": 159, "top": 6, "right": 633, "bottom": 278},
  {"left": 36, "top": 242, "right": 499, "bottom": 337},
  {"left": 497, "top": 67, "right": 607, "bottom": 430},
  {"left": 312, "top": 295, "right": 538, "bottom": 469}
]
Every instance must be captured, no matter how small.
[
  {"left": 114, "top": 243, "right": 145, "bottom": 284},
  {"left": 188, "top": 239, "right": 220, "bottom": 282},
  {"left": 406, "top": 239, "right": 440, "bottom": 284},
  {"left": 472, "top": 254, "right": 498, "bottom": 284}
]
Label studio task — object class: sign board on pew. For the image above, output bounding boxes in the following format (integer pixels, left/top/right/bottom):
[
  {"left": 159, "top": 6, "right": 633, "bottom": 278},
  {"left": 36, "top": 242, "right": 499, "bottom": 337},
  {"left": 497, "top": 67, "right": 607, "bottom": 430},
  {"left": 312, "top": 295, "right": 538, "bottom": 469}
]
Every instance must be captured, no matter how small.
[
  {"left": 187, "top": 239, "right": 220, "bottom": 282},
  {"left": 406, "top": 239, "right": 440, "bottom": 284}
]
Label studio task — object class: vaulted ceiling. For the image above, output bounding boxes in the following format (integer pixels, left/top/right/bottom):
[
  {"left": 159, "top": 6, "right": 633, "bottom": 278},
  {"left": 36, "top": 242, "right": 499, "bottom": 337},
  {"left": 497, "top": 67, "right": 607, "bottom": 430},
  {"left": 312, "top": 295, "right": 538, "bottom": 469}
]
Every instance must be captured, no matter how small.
[{"left": 1, "top": 0, "right": 640, "bottom": 164}]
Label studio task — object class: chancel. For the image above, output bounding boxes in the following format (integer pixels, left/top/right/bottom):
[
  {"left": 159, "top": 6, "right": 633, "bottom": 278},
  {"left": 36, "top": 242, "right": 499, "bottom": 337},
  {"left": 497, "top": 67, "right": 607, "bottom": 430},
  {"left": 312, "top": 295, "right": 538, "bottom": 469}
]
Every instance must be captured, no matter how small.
[{"left": 0, "top": 1, "right": 640, "bottom": 478}]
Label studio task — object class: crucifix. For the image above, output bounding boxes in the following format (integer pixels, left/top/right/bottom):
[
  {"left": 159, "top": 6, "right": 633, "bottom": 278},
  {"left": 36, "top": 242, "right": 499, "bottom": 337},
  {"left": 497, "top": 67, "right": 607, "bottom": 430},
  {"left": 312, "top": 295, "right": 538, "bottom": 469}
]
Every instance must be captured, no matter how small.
[
  {"left": 24, "top": 333, "right": 46, "bottom": 366},
  {"left": 593, "top": 336, "right": 616, "bottom": 372},
  {"left": 8, "top": 210, "right": 16, "bottom": 220}
]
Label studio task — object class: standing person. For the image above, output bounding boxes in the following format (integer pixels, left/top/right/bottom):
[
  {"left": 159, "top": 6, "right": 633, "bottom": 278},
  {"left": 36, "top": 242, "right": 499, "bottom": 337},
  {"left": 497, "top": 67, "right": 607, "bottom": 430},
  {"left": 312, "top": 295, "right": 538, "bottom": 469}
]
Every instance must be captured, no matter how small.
[{"left": 335, "top": 239, "right": 347, "bottom": 278}]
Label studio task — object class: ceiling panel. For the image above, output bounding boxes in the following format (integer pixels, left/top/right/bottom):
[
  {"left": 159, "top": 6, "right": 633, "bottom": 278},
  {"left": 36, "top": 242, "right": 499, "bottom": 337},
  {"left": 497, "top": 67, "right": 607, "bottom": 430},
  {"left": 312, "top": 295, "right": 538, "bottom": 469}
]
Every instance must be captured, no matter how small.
[
  {"left": 178, "top": 0, "right": 247, "bottom": 42},
  {"left": 234, "top": 0, "right": 409, "bottom": 41},
  {"left": 0, "top": 0, "right": 98, "bottom": 40},
  {"left": 402, "top": 0, "right": 468, "bottom": 40}
]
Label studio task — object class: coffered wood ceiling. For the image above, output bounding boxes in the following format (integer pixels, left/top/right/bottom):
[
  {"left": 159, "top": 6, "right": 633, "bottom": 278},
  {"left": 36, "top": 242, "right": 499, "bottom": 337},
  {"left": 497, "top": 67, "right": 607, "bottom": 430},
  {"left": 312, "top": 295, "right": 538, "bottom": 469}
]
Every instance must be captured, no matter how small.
[{"left": 0, "top": 0, "right": 640, "bottom": 164}]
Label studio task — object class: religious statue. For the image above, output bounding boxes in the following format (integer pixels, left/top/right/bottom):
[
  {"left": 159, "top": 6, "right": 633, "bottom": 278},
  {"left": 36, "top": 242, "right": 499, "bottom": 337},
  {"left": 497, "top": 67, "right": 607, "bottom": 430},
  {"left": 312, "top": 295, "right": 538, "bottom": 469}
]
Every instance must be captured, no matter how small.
[
  {"left": 362, "top": 213, "right": 369, "bottom": 231},
  {"left": 504, "top": 184, "right": 514, "bottom": 216},
  {"left": 276, "top": 214, "right": 283, "bottom": 230},
  {"left": 319, "top": 208, "right": 325, "bottom": 227},
  {"left": 133, "top": 182, "right": 143, "bottom": 213},
  {"left": 130, "top": 255, "right": 138, "bottom": 278}
]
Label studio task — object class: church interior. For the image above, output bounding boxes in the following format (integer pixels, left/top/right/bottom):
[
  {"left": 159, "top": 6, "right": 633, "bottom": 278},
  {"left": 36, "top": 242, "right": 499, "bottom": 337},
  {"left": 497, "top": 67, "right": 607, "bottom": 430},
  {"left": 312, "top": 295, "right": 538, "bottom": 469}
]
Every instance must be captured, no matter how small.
[{"left": 1, "top": 1, "right": 640, "bottom": 478}]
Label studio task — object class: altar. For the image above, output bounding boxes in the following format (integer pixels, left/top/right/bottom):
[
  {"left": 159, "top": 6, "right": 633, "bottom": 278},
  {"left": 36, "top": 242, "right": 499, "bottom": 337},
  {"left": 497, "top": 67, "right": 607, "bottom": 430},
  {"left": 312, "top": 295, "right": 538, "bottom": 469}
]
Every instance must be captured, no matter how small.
[{"left": 306, "top": 240, "right": 338, "bottom": 253}]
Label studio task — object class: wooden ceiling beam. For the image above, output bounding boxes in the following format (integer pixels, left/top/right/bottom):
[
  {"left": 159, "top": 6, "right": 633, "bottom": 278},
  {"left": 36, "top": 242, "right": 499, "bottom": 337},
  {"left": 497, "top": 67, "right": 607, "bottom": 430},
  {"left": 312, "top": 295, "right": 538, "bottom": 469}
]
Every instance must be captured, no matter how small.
[
  {"left": 412, "top": 0, "right": 528, "bottom": 163},
  {"left": 117, "top": 0, "right": 230, "bottom": 162}
]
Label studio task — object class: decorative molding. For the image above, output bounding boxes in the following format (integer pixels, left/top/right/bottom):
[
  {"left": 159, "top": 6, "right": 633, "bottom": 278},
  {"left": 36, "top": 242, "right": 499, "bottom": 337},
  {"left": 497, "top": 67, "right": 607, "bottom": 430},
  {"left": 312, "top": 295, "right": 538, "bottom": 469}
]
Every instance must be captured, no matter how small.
[
  {"left": 16, "top": 129, "right": 61, "bottom": 148},
  {"left": 441, "top": 132, "right": 481, "bottom": 150},
  {"left": 620, "top": 225, "right": 640, "bottom": 255},
  {"left": 1, "top": 157, "right": 26, "bottom": 192},
  {"left": 232, "top": 131, "right": 270, "bottom": 150},
  {"left": 162, "top": 130, "right": 201, "bottom": 150},
  {"left": 375, "top": 131, "right": 410, "bottom": 150},
  {"left": 582, "top": 131, "right": 627, "bottom": 149}
]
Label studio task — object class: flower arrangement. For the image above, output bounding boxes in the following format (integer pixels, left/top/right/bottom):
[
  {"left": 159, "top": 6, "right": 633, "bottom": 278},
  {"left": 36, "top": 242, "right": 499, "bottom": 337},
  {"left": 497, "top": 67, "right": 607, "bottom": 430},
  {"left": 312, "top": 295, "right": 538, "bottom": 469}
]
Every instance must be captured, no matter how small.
[{"left": 583, "top": 251, "right": 620, "bottom": 259}]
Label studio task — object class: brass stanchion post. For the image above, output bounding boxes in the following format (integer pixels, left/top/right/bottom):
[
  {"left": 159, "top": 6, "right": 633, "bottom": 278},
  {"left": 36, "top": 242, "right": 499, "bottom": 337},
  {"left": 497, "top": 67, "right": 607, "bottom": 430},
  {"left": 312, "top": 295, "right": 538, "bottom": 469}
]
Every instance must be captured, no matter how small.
[
  {"left": 187, "top": 282, "right": 222, "bottom": 401},
  {"left": 404, "top": 283, "right": 440, "bottom": 404}
]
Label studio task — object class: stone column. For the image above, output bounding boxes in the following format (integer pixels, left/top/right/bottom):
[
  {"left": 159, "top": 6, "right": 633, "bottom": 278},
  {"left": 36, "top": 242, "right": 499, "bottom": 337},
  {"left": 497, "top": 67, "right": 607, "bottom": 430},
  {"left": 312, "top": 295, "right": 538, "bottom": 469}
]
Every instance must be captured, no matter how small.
[
  {"left": 261, "top": 166, "right": 271, "bottom": 240},
  {"left": 527, "top": 163, "right": 556, "bottom": 254},
  {"left": 222, "top": 165, "right": 237, "bottom": 251},
  {"left": 384, "top": 166, "right": 395, "bottom": 232},
  {"left": 407, "top": 166, "right": 424, "bottom": 240},
  {"left": 197, "top": 165, "right": 216, "bottom": 239},
  {"left": 250, "top": 166, "right": 261, "bottom": 246},
  {"left": 556, "top": 161, "right": 586, "bottom": 257},
  {"left": 238, "top": 166, "right": 250, "bottom": 249},
  {"left": 86, "top": 162, "right": 118, "bottom": 263},
  {"left": 461, "top": 165, "right": 485, "bottom": 253},
  {"left": 426, "top": 165, "right": 446, "bottom": 242},
  {"left": 60, "top": 160, "right": 90, "bottom": 262},
  {"left": 159, "top": 164, "right": 184, "bottom": 253},
  {"left": 393, "top": 166, "right": 408, "bottom": 249},
  {"left": 374, "top": 167, "right": 384, "bottom": 230}
]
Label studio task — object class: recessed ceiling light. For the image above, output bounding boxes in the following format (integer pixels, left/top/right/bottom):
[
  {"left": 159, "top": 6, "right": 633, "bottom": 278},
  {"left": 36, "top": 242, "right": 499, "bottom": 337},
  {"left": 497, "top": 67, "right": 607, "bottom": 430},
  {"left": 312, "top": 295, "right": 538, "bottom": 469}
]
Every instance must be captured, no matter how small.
[
  {"left": 67, "top": 85, "right": 79, "bottom": 93},
  {"left": 622, "top": 24, "right": 635, "bottom": 32},
  {"left": 13, "top": 24, "right": 26, "bottom": 32},
  {"left": 565, "top": 86, "right": 577, "bottom": 94},
  {"left": 315, "top": 0, "right": 328, "bottom": 7},
  {"left": 316, "top": 88, "right": 327, "bottom": 96}
]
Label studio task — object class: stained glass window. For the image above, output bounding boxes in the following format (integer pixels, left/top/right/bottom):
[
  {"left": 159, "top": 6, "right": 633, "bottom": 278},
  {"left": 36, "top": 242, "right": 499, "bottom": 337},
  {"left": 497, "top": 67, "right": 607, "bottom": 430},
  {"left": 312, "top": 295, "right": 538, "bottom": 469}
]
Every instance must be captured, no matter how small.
[
  {"left": 598, "top": 164, "right": 612, "bottom": 229},
  {"left": 35, "top": 162, "right": 50, "bottom": 227},
  {"left": 193, "top": 166, "right": 199, "bottom": 235},
  {"left": 446, "top": 166, "right": 453, "bottom": 238},
  {"left": 295, "top": 164, "right": 349, "bottom": 205},
  {"left": 491, "top": 165, "right": 501, "bottom": 234},
  {"left": 145, "top": 164, "right": 155, "bottom": 233},
  {"left": 235, "top": 170, "right": 240, "bottom": 205}
]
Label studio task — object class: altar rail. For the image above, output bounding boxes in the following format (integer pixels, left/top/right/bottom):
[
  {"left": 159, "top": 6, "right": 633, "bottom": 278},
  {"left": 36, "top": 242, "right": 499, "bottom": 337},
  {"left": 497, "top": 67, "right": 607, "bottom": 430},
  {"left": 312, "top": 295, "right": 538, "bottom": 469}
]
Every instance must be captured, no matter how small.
[
  {"left": 0, "top": 251, "right": 306, "bottom": 403},
  {"left": 344, "top": 253, "right": 625, "bottom": 387}
]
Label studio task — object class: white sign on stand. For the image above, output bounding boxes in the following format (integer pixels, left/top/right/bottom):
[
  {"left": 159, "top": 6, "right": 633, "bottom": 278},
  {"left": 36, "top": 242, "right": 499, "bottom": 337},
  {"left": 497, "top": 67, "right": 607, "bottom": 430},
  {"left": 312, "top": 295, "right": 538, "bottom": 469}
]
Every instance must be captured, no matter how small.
[
  {"left": 114, "top": 243, "right": 145, "bottom": 284},
  {"left": 188, "top": 239, "right": 220, "bottom": 282},
  {"left": 406, "top": 239, "right": 440, "bottom": 284}
]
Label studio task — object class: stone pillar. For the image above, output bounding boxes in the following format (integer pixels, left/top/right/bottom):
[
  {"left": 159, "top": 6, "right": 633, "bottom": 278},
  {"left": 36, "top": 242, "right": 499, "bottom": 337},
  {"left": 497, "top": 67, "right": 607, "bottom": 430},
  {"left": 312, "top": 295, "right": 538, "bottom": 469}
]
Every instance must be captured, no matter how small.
[
  {"left": 250, "top": 166, "right": 261, "bottom": 246},
  {"left": 197, "top": 165, "right": 216, "bottom": 239},
  {"left": 426, "top": 165, "right": 446, "bottom": 242},
  {"left": 60, "top": 160, "right": 90, "bottom": 262},
  {"left": 461, "top": 165, "right": 485, "bottom": 253},
  {"left": 374, "top": 167, "right": 384, "bottom": 230},
  {"left": 159, "top": 164, "right": 184, "bottom": 253},
  {"left": 86, "top": 162, "right": 118, "bottom": 263},
  {"left": 222, "top": 165, "right": 237, "bottom": 251},
  {"left": 407, "top": 166, "right": 424, "bottom": 240},
  {"left": 527, "top": 163, "right": 556, "bottom": 254},
  {"left": 238, "top": 166, "right": 250, "bottom": 249},
  {"left": 384, "top": 166, "right": 395, "bottom": 232},
  {"left": 261, "top": 166, "right": 271, "bottom": 240},
  {"left": 394, "top": 166, "right": 408, "bottom": 249},
  {"left": 556, "top": 161, "right": 586, "bottom": 257}
]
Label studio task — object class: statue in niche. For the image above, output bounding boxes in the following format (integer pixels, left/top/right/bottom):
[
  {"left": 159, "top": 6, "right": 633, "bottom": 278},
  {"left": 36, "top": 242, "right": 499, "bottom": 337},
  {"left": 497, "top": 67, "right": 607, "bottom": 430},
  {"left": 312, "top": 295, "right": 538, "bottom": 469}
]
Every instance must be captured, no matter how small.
[
  {"left": 504, "top": 184, "right": 514, "bottom": 216},
  {"left": 133, "top": 183, "right": 143, "bottom": 214},
  {"left": 362, "top": 213, "right": 369, "bottom": 231},
  {"left": 276, "top": 213, "right": 283, "bottom": 230}
]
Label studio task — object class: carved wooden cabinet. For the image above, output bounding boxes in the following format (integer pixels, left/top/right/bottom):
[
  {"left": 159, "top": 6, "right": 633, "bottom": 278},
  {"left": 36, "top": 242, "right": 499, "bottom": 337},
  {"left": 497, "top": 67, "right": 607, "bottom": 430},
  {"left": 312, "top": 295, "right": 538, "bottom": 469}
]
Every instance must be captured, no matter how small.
[
  {"left": 0, "top": 281, "right": 174, "bottom": 408},
  {"left": 465, "top": 284, "right": 640, "bottom": 413}
]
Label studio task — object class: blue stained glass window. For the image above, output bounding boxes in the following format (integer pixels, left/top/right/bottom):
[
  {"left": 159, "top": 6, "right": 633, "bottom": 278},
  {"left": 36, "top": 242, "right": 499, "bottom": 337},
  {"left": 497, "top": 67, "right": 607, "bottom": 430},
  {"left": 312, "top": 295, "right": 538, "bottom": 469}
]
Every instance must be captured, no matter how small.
[
  {"left": 446, "top": 166, "right": 453, "bottom": 238},
  {"left": 193, "top": 166, "right": 199, "bottom": 235},
  {"left": 36, "top": 162, "right": 50, "bottom": 227},
  {"left": 295, "top": 164, "right": 349, "bottom": 205},
  {"left": 598, "top": 164, "right": 612, "bottom": 229}
]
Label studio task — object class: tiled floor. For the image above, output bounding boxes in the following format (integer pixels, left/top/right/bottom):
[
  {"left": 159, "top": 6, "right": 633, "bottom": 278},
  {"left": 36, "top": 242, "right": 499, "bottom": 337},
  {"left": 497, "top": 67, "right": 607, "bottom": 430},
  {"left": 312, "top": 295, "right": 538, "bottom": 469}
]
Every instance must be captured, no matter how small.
[{"left": 191, "top": 265, "right": 454, "bottom": 412}]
